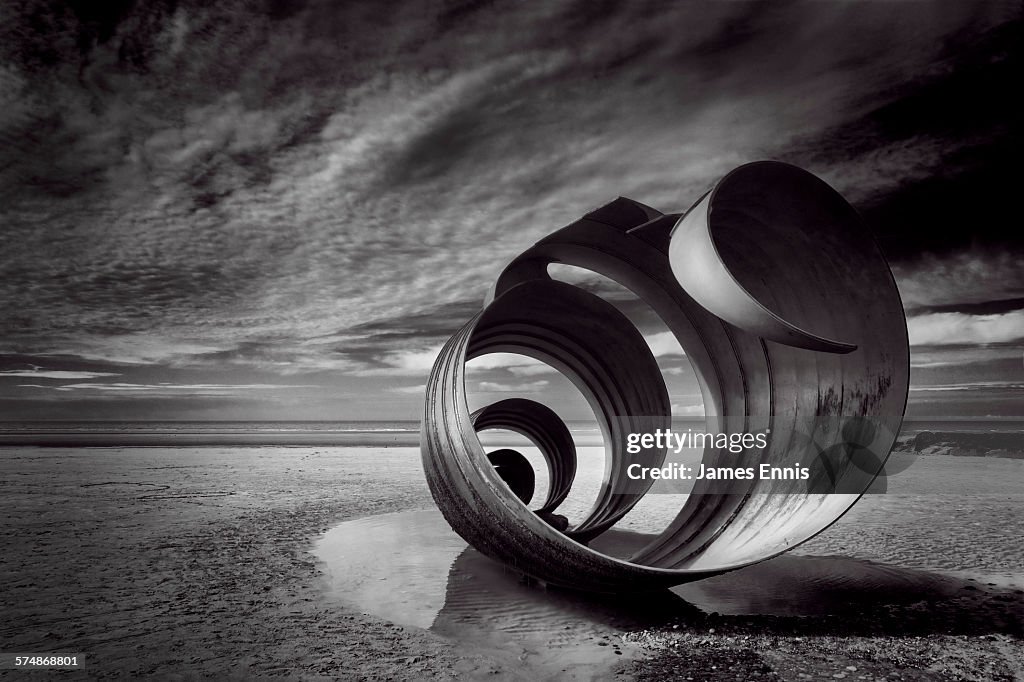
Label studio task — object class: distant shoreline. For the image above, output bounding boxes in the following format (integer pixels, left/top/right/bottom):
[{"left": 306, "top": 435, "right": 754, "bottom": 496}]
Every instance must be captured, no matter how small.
[
  {"left": 894, "top": 430, "right": 1024, "bottom": 460},
  {"left": 0, "top": 432, "right": 424, "bottom": 448},
  {"left": 0, "top": 422, "right": 1020, "bottom": 454}
]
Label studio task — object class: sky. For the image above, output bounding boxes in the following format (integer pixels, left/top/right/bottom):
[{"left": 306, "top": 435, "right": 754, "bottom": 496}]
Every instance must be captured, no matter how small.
[{"left": 0, "top": 0, "right": 1020, "bottom": 422}]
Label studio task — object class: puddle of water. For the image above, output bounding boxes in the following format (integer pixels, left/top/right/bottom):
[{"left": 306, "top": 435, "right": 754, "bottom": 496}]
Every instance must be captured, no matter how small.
[
  {"left": 311, "top": 509, "right": 984, "bottom": 631},
  {"left": 314, "top": 509, "right": 659, "bottom": 678},
  {"left": 313, "top": 510, "right": 466, "bottom": 629},
  {"left": 312, "top": 510, "right": 1024, "bottom": 678},
  {"left": 312, "top": 510, "right": 682, "bottom": 634}
]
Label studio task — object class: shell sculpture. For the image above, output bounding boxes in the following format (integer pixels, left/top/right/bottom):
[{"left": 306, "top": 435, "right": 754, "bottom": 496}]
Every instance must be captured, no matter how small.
[{"left": 421, "top": 161, "right": 909, "bottom": 592}]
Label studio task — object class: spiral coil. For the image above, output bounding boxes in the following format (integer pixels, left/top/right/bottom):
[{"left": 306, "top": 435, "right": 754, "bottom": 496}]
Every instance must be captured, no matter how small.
[{"left": 421, "top": 161, "right": 909, "bottom": 592}]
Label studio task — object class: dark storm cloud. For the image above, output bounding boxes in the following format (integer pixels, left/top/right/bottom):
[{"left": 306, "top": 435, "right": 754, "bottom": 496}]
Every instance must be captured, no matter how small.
[
  {"left": 780, "top": 19, "right": 1021, "bottom": 257},
  {"left": 0, "top": 0, "right": 1019, "bottom": 417}
]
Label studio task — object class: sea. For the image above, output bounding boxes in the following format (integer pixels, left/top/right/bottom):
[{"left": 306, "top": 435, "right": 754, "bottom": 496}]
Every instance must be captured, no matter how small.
[{"left": 0, "top": 417, "right": 1018, "bottom": 447}]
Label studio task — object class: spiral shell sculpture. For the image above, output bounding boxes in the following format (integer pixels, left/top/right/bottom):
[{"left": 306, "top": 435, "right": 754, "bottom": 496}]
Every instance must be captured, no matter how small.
[{"left": 421, "top": 161, "right": 909, "bottom": 592}]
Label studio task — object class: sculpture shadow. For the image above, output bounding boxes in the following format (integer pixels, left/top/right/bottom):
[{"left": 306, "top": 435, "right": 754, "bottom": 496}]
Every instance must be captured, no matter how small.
[{"left": 431, "top": 532, "right": 1023, "bottom": 641}]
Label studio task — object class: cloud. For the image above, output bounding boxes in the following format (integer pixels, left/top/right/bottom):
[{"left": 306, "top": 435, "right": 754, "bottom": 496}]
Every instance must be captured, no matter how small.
[
  {"left": 910, "top": 344, "right": 1021, "bottom": 368},
  {"left": 646, "top": 331, "right": 686, "bottom": 358},
  {"left": 466, "top": 353, "right": 557, "bottom": 377},
  {"left": 477, "top": 380, "right": 550, "bottom": 393},
  {"left": 672, "top": 403, "right": 705, "bottom": 416},
  {"left": 0, "top": 369, "right": 120, "bottom": 380},
  {"left": 388, "top": 385, "right": 426, "bottom": 395},
  {"left": 911, "top": 359, "right": 967, "bottom": 369},
  {"left": 507, "top": 364, "right": 557, "bottom": 377},
  {"left": 894, "top": 251, "right": 1024, "bottom": 310},
  {"left": 378, "top": 348, "right": 444, "bottom": 373},
  {"left": 350, "top": 346, "right": 445, "bottom": 377},
  {"left": 907, "top": 310, "right": 1024, "bottom": 346},
  {"left": 465, "top": 353, "right": 533, "bottom": 370},
  {"left": 20, "top": 382, "right": 315, "bottom": 397},
  {"left": 909, "top": 382, "right": 1024, "bottom": 393}
]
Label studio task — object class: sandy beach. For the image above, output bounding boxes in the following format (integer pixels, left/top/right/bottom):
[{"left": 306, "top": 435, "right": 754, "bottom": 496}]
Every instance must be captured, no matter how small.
[
  {"left": 2, "top": 443, "right": 1022, "bottom": 680},
  {"left": 1, "top": 446, "right": 485, "bottom": 679}
]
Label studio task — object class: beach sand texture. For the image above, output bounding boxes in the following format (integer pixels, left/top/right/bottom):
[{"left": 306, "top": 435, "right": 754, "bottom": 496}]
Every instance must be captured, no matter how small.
[{"left": 2, "top": 443, "right": 1022, "bottom": 680}]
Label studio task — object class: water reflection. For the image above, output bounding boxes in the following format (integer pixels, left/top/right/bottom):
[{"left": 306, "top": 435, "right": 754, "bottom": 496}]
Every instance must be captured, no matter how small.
[{"left": 313, "top": 509, "right": 1022, "bottom": 641}]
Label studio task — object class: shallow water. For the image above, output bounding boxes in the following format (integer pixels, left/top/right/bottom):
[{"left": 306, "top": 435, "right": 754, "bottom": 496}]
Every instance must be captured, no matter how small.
[
  {"left": 314, "top": 510, "right": 658, "bottom": 676},
  {"left": 313, "top": 508, "right": 1020, "bottom": 631}
]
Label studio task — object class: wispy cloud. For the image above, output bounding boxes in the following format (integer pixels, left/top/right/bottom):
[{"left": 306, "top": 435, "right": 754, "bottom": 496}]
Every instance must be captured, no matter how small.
[
  {"left": 909, "top": 382, "right": 1024, "bottom": 393},
  {"left": 477, "top": 380, "right": 550, "bottom": 393},
  {"left": 910, "top": 345, "right": 1021, "bottom": 368},
  {"left": 894, "top": 251, "right": 1024, "bottom": 311},
  {"left": 20, "top": 382, "right": 315, "bottom": 396},
  {"left": 507, "top": 364, "right": 557, "bottom": 377},
  {"left": 388, "top": 385, "right": 426, "bottom": 395},
  {"left": 0, "top": 369, "right": 120, "bottom": 380}
]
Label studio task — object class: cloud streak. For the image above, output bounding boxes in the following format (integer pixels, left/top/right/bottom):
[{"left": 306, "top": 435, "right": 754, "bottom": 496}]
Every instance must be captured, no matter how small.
[
  {"left": 908, "top": 310, "right": 1024, "bottom": 346},
  {"left": 0, "top": 369, "right": 120, "bottom": 380},
  {"left": 477, "top": 380, "right": 550, "bottom": 394}
]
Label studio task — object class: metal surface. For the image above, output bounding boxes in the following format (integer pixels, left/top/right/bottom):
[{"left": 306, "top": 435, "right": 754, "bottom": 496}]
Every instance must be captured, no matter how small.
[{"left": 420, "top": 161, "right": 909, "bottom": 592}]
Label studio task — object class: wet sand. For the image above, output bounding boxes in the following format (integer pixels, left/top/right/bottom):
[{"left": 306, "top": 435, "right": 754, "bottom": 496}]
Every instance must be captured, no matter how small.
[
  {"left": 0, "top": 446, "right": 501, "bottom": 679},
  {"left": 2, "top": 445, "right": 1022, "bottom": 680}
]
